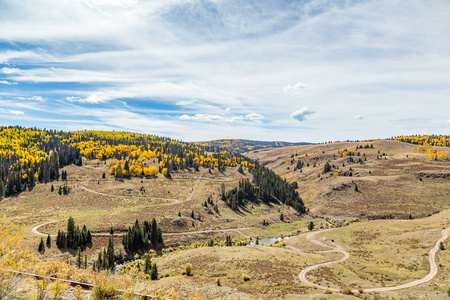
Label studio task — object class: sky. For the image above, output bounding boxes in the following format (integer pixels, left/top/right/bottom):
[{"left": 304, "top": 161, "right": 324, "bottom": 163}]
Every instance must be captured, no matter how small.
[{"left": 0, "top": 0, "right": 449, "bottom": 143}]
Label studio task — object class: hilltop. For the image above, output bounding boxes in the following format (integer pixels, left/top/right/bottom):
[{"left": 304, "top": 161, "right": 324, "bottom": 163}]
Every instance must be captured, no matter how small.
[{"left": 195, "top": 138, "right": 310, "bottom": 153}]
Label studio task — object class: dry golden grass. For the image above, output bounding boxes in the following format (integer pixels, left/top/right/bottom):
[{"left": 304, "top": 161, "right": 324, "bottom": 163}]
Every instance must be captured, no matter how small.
[
  {"left": 246, "top": 140, "right": 450, "bottom": 219},
  {"left": 0, "top": 158, "right": 311, "bottom": 267}
]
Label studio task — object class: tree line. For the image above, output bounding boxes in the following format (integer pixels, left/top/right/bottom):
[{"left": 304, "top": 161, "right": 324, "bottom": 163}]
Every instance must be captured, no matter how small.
[
  {"left": 56, "top": 217, "right": 92, "bottom": 250},
  {"left": 122, "top": 219, "right": 163, "bottom": 253}
]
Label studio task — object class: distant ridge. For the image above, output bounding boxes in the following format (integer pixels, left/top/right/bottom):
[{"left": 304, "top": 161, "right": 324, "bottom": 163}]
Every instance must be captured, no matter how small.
[{"left": 196, "top": 139, "right": 311, "bottom": 153}]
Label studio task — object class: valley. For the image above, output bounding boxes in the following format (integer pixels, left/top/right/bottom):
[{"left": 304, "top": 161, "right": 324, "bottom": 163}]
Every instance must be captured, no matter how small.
[{"left": 0, "top": 129, "right": 449, "bottom": 299}]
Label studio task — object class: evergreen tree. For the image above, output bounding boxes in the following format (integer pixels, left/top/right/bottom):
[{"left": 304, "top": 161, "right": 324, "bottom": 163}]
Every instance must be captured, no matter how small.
[
  {"left": 157, "top": 227, "right": 163, "bottom": 244},
  {"left": 144, "top": 255, "right": 152, "bottom": 275},
  {"left": 151, "top": 263, "right": 158, "bottom": 280},
  {"left": 308, "top": 221, "right": 314, "bottom": 231},
  {"left": 76, "top": 247, "right": 82, "bottom": 268},
  {"left": 107, "top": 236, "right": 115, "bottom": 269},
  {"left": 280, "top": 213, "right": 284, "bottom": 221},
  {"left": 67, "top": 217, "right": 75, "bottom": 248},
  {"left": 38, "top": 238, "right": 45, "bottom": 253},
  {"left": 51, "top": 184, "right": 54, "bottom": 192},
  {"left": 46, "top": 234, "right": 51, "bottom": 248},
  {"left": 150, "top": 218, "right": 158, "bottom": 245}
]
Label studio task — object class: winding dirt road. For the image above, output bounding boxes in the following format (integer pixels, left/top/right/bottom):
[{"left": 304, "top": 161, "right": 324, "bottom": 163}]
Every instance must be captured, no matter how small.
[
  {"left": 298, "top": 227, "right": 450, "bottom": 293},
  {"left": 31, "top": 175, "right": 252, "bottom": 238},
  {"left": 31, "top": 214, "right": 250, "bottom": 238}
]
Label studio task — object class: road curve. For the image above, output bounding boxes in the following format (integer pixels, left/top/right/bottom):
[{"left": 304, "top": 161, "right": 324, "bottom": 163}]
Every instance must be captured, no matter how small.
[
  {"left": 31, "top": 175, "right": 207, "bottom": 237},
  {"left": 77, "top": 185, "right": 180, "bottom": 204},
  {"left": 32, "top": 214, "right": 251, "bottom": 238},
  {"left": 298, "top": 226, "right": 450, "bottom": 293}
]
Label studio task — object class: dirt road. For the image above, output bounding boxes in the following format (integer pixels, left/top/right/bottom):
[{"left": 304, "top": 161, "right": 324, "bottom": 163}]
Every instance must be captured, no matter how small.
[{"left": 298, "top": 226, "right": 450, "bottom": 293}]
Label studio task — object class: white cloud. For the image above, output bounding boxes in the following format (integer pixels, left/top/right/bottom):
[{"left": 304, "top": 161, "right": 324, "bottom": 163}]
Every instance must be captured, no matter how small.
[
  {"left": 245, "top": 113, "right": 264, "bottom": 122},
  {"left": 0, "top": 1, "right": 449, "bottom": 141},
  {"left": 9, "top": 110, "right": 25, "bottom": 115},
  {"left": 354, "top": 114, "right": 363, "bottom": 120},
  {"left": 179, "top": 114, "right": 223, "bottom": 122},
  {"left": 179, "top": 113, "right": 260, "bottom": 123},
  {"left": 283, "top": 82, "right": 311, "bottom": 93},
  {"left": 446, "top": 119, "right": 450, "bottom": 125},
  {"left": 16, "top": 96, "right": 45, "bottom": 101},
  {"left": 290, "top": 107, "right": 315, "bottom": 122},
  {"left": 0, "top": 80, "right": 17, "bottom": 85},
  {"left": 229, "top": 116, "right": 244, "bottom": 122}
]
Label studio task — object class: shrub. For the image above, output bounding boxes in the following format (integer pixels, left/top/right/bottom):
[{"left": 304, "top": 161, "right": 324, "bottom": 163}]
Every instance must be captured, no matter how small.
[
  {"left": 341, "top": 286, "right": 353, "bottom": 295},
  {"left": 49, "top": 281, "right": 69, "bottom": 299},
  {"left": 358, "top": 287, "right": 364, "bottom": 294},
  {"left": 185, "top": 263, "right": 192, "bottom": 276},
  {"left": 324, "top": 289, "right": 332, "bottom": 294},
  {"left": 92, "top": 278, "right": 118, "bottom": 300},
  {"left": 241, "top": 273, "right": 250, "bottom": 281}
]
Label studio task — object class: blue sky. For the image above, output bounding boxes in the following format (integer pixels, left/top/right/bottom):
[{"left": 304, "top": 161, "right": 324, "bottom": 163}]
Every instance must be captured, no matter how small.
[{"left": 0, "top": 0, "right": 449, "bottom": 142}]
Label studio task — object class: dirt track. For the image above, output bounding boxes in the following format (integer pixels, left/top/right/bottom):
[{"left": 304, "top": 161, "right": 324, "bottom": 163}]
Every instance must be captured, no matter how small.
[
  {"left": 31, "top": 175, "right": 252, "bottom": 239},
  {"left": 298, "top": 226, "right": 450, "bottom": 293}
]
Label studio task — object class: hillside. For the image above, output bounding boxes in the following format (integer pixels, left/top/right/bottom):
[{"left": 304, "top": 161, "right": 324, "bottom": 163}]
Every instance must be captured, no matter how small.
[
  {"left": 246, "top": 138, "right": 450, "bottom": 220},
  {"left": 1, "top": 129, "right": 449, "bottom": 299},
  {"left": 196, "top": 139, "right": 309, "bottom": 153}
]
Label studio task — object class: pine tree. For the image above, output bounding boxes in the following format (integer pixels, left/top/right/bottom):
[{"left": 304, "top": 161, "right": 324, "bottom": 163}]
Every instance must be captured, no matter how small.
[
  {"left": 157, "top": 227, "right": 163, "bottom": 244},
  {"left": 308, "top": 221, "right": 314, "bottom": 231},
  {"left": 38, "top": 238, "right": 45, "bottom": 253},
  {"left": 76, "top": 247, "right": 82, "bottom": 268},
  {"left": 46, "top": 234, "right": 51, "bottom": 248},
  {"left": 87, "top": 230, "right": 92, "bottom": 244},
  {"left": 51, "top": 184, "right": 54, "bottom": 192},
  {"left": 280, "top": 213, "right": 284, "bottom": 221},
  {"left": 150, "top": 263, "right": 158, "bottom": 280},
  {"left": 107, "top": 236, "right": 115, "bottom": 269},
  {"left": 144, "top": 255, "right": 152, "bottom": 274},
  {"left": 67, "top": 217, "right": 75, "bottom": 249},
  {"left": 150, "top": 218, "right": 158, "bottom": 245}
]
